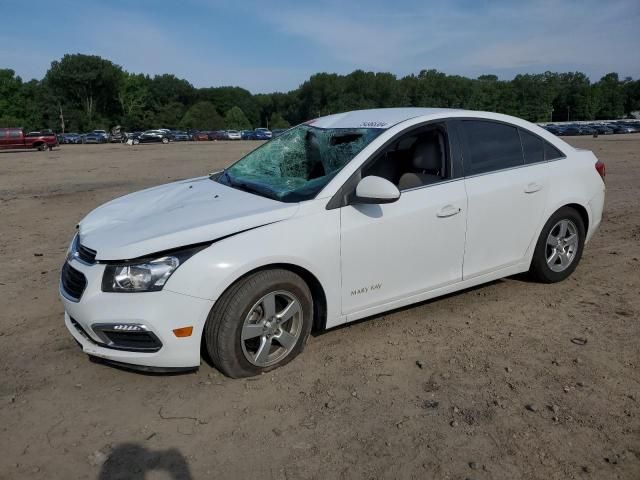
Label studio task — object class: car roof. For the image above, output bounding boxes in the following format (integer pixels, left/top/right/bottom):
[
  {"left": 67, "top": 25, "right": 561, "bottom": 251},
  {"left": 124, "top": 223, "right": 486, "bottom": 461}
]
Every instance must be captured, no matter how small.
[{"left": 309, "top": 107, "right": 466, "bottom": 129}]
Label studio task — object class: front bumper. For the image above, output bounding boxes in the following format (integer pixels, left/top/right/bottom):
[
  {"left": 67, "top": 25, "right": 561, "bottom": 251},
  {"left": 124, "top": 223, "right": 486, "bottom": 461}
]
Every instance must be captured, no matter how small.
[{"left": 60, "top": 258, "right": 214, "bottom": 369}]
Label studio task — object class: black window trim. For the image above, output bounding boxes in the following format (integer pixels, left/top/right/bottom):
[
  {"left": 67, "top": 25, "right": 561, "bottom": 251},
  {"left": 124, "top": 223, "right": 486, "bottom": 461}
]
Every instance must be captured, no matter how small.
[
  {"left": 452, "top": 118, "right": 567, "bottom": 179},
  {"left": 326, "top": 119, "right": 463, "bottom": 210}
]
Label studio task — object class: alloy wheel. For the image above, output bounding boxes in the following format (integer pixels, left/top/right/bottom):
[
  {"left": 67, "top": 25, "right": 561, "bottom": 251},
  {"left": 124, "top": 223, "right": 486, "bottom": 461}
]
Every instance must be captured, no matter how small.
[
  {"left": 545, "top": 219, "right": 579, "bottom": 272},
  {"left": 240, "top": 290, "right": 303, "bottom": 367}
]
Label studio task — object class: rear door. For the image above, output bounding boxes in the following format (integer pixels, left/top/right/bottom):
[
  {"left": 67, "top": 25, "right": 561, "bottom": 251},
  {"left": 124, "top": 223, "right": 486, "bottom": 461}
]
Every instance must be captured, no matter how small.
[{"left": 458, "top": 120, "right": 549, "bottom": 278}]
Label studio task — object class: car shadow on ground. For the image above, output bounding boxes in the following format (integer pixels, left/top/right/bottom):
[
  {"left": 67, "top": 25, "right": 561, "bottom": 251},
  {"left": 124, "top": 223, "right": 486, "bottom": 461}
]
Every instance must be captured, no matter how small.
[{"left": 99, "top": 443, "right": 193, "bottom": 480}]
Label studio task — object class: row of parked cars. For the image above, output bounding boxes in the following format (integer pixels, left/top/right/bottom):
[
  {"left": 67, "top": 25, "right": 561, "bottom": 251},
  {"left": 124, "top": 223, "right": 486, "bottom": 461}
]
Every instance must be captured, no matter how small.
[
  {"left": 58, "top": 127, "right": 285, "bottom": 145},
  {"left": 541, "top": 120, "right": 640, "bottom": 136}
]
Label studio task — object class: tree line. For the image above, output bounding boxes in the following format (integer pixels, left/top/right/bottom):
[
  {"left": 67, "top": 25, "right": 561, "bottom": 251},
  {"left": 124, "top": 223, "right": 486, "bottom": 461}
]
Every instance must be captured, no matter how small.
[{"left": 1, "top": 54, "right": 639, "bottom": 133}]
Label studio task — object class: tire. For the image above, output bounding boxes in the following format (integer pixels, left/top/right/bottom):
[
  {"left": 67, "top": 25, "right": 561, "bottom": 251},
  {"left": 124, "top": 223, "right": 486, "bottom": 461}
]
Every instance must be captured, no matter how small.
[
  {"left": 204, "top": 269, "right": 313, "bottom": 378},
  {"left": 133, "top": 139, "right": 140, "bottom": 145},
  {"left": 37, "top": 143, "right": 47, "bottom": 151},
  {"left": 162, "top": 137, "right": 169, "bottom": 144},
  {"left": 529, "top": 206, "right": 586, "bottom": 283}
]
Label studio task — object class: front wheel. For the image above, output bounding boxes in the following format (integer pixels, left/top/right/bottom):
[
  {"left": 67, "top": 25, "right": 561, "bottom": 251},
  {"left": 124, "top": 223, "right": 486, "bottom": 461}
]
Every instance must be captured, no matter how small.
[
  {"left": 529, "top": 207, "right": 586, "bottom": 283},
  {"left": 204, "top": 269, "right": 313, "bottom": 378},
  {"left": 161, "top": 137, "right": 169, "bottom": 144}
]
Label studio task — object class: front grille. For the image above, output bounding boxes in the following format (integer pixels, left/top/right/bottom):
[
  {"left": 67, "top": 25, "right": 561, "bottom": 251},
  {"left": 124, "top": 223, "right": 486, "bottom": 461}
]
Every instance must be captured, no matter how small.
[
  {"left": 61, "top": 262, "right": 87, "bottom": 301},
  {"left": 77, "top": 243, "right": 97, "bottom": 264}
]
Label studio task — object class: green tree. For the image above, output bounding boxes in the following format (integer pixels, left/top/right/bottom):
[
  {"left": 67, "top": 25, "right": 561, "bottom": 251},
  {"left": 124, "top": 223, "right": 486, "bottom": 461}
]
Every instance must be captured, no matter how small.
[
  {"left": 269, "top": 112, "right": 290, "bottom": 129},
  {"left": 44, "top": 54, "right": 124, "bottom": 128},
  {"left": 595, "top": 73, "right": 625, "bottom": 119},
  {"left": 118, "top": 73, "right": 151, "bottom": 128},
  {"left": 180, "top": 101, "right": 224, "bottom": 130},
  {"left": 224, "top": 106, "right": 251, "bottom": 130}
]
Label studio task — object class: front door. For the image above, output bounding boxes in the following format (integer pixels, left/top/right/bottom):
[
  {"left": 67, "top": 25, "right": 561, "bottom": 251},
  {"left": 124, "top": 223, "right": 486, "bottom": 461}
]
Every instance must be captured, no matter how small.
[{"left": 338, "top": 122, "right": 467, "bottom": 316}]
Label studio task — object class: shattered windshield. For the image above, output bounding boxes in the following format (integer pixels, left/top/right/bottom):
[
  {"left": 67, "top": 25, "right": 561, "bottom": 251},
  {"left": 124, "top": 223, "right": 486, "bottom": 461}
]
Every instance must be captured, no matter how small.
[{"left": 216, "top": 125, "right": 383, "bottom": 202}]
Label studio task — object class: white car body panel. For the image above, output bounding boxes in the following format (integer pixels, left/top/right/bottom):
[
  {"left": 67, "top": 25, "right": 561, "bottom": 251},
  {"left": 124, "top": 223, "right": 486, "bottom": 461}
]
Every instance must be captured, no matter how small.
[
  {"left": 79, "top": 176, "right": 298, "bottom": 260},
  {"left": 60, "top": 108, "right": 605, "bottom": 369},
  {"left": 340, "top": 181, "right": 466, "bottom": 314},
  {"left": 463, "top": 163, "right": 549, "bottom": 278}
]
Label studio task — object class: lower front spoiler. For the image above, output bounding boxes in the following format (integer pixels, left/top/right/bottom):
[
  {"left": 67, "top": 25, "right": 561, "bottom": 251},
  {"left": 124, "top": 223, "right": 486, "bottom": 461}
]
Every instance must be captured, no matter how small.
[{"left": 87, "top": 353, "right": 197, "bottom": 374}]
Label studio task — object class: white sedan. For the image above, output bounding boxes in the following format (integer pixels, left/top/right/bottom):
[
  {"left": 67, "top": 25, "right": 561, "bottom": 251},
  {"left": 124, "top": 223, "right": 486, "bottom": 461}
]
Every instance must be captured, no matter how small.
[{"left": 60, "top": 108, "right": 605, "bottom": 377}]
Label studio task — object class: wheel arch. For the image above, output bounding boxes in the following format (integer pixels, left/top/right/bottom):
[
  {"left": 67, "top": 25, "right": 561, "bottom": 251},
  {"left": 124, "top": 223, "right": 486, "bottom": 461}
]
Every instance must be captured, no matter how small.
[
  {"left": 565, "top": 202, "right": 589, "bottom": 233},
  {"left": 213, "top": 262, "right": 328, "bottom": 332}
]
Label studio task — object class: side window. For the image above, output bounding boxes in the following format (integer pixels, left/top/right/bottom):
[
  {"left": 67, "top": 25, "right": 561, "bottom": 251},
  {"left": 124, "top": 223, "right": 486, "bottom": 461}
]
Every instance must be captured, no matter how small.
[
  {"left": 361, "top": 123, "right": 450, "bottom": 191},
  {"left": 544, "top": 141, "right": 564, "bottom": 161},
  {"left": 0, "top": 130, "right": 6, "bottom": 139},
  {"left": 461, "top": 120, "right": 523, "bottom": 175},
  {"left": 520, "top": 129, "right": 544, "bottom": 164},
  {"left": 10, "top": 130, "right": 21, "bottom": 138}
]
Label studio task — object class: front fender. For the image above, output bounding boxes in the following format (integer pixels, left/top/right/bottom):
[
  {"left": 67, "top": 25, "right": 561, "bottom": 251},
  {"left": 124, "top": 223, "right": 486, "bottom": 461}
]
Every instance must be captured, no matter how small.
[{"left": 165, "top": 205, "right": 342, "bottom": 327}]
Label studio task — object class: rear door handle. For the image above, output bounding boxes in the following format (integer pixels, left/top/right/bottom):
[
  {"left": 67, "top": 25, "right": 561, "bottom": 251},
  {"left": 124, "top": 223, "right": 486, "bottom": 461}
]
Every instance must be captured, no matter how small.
[
  {"left": 437, "top": 205, "right": 462, "bottom": 218},
  {"left": 524, "top": 183, "right": 543, "bottom": 194}
]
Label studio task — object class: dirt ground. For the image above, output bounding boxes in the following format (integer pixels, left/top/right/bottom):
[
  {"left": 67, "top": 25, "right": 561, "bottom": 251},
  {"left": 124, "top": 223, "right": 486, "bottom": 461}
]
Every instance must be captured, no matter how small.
[{"left": 0, "top": 136, "right": 638, "bottom": 480}]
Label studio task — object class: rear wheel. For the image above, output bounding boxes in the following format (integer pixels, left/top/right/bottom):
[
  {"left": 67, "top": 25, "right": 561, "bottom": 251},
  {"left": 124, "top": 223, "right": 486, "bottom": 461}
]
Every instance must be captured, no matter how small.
[
  {"left": 162, "top": 137, "right": 169, "bottom": 144},
  {"left": 37, "top": 143, "right": 47, "bottom": 151},
  {"left": 204, "top": 269, "right": 313, "bottom": 378},
  {"left": 529, "top": 207, "right": 586, "bottom": 283}
]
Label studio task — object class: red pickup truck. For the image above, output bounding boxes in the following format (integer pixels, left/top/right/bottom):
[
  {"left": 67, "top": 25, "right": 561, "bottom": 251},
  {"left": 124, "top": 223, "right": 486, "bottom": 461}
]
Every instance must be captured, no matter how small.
[{"left": 0, "top": 128, "right": 59, "bottom": 151}]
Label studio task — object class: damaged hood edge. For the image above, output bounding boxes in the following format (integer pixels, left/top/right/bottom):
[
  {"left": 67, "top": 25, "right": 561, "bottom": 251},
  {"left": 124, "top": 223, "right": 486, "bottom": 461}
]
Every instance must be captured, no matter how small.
[{"left": 77, "top": 176, "right": 299, "bottom": 261}]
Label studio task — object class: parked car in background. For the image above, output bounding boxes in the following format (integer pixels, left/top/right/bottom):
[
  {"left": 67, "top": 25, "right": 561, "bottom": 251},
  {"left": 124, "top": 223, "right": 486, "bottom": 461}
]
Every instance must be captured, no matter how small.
[
  {"left": 0, "top": 128, "right": 58, "bottom": 151},
  {"left": 83, "top": 132, "right": 107, "bottom": 144},
  {"left": 110, "top": 126, "right": 124, "bottom": 143},
  {"left": 192, "top": 131, "right": 209, "bottom": 141},
  {"left": 591, "top": 124, "right": 614, "bottom": 135},
  {"left": 137, "top": 130, "right": 172, "bottom": 144},
  {"left": 254, "top": 127, "right": 272, "bottom": 139},
  {"left": 241, "top": 130, "right": 255, "bottom": 140},
  {"left": 62, "top": 133, "right": 83, "bottom": 144},
  {"left": 208, "top": 130, "right": 227, "bottom": 141},
  {"left": 93, "top": 130, "right": 109, "bottom": 142},
  {"left": 171, "top": 130, "right": 190, "bottom": 141},
  {"left": 271, "top": 129, "right": 287, "bottom": 137},
  {"left": 610, "top": 124, "right": 635, "bottom": 134},
  {"left": 226, "top": 130, "right": 241, "bottom": 140}
]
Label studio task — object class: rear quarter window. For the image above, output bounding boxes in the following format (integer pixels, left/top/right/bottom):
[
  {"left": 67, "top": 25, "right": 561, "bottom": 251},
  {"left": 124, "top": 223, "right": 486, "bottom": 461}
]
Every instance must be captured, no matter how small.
[
  {"left": 461, "top": 120, "right": 523, "bottom": 175},
  {"left": 544, "top": 141, "right": 565, "bottom": 161},
  {"left": 520, "top": 129, "right": 544, "bottom": 164}
]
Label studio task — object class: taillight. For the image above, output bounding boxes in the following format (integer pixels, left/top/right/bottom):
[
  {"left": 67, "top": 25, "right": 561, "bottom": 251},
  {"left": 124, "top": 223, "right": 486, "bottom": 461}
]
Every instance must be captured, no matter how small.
[{"left": 595, "top": 160, "right": 605, "bottom": 182}]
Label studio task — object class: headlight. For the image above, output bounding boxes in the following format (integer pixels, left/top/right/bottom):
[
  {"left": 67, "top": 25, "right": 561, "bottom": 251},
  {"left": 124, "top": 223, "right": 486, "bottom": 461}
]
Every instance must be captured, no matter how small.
[{"left": 101, "top": 245, "right": 206, "bottom": 293}]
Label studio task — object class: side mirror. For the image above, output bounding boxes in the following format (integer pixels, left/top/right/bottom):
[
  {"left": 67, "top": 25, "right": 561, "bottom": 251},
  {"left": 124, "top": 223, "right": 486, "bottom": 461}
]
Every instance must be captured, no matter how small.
[{"left": 352, "top": 176, "right": 401, "bottom": 205}]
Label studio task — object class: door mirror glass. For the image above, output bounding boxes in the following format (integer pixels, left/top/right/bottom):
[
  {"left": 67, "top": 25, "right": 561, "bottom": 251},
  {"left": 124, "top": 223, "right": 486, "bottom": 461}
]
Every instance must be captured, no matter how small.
[{"left": 352, "top": 176, "right": 400, "bottom": 204}]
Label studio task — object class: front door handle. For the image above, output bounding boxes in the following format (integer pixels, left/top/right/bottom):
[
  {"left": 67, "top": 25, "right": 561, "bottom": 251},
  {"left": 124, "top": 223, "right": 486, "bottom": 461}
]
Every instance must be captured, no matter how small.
[
  {"left": 437, "top": 205, "right": 462, "bottom": 218},
  {"left": 524, "top": 183, "right": 543, "bottom": 194}
]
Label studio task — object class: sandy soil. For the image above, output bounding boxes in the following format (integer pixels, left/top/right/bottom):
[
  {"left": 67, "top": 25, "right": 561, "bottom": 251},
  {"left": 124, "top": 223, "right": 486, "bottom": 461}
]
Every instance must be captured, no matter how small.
[{"left": 0, "top": 137, "right": 638, "bottom": 480}]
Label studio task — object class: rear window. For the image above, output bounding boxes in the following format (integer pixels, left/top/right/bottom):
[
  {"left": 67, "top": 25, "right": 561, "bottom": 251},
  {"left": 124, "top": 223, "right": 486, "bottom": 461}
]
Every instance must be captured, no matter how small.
[
  {"left": 461, "top": 120, "right": 523, "bottom": 175},
  {"left": 520, "top": 129, "right": 544, "bottom": 164}
]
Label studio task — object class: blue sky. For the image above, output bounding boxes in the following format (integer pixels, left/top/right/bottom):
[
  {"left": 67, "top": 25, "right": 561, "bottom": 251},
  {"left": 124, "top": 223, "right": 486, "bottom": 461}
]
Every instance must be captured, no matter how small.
[{"left": 1, "top": 0, "right": 639, "bottom": 93}]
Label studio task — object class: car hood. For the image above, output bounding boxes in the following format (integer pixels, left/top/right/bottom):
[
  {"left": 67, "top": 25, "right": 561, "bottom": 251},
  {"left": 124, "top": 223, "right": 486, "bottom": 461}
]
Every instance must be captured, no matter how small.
[{"left": 78, "top": 176, "right": 298, "bottom": 260}]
